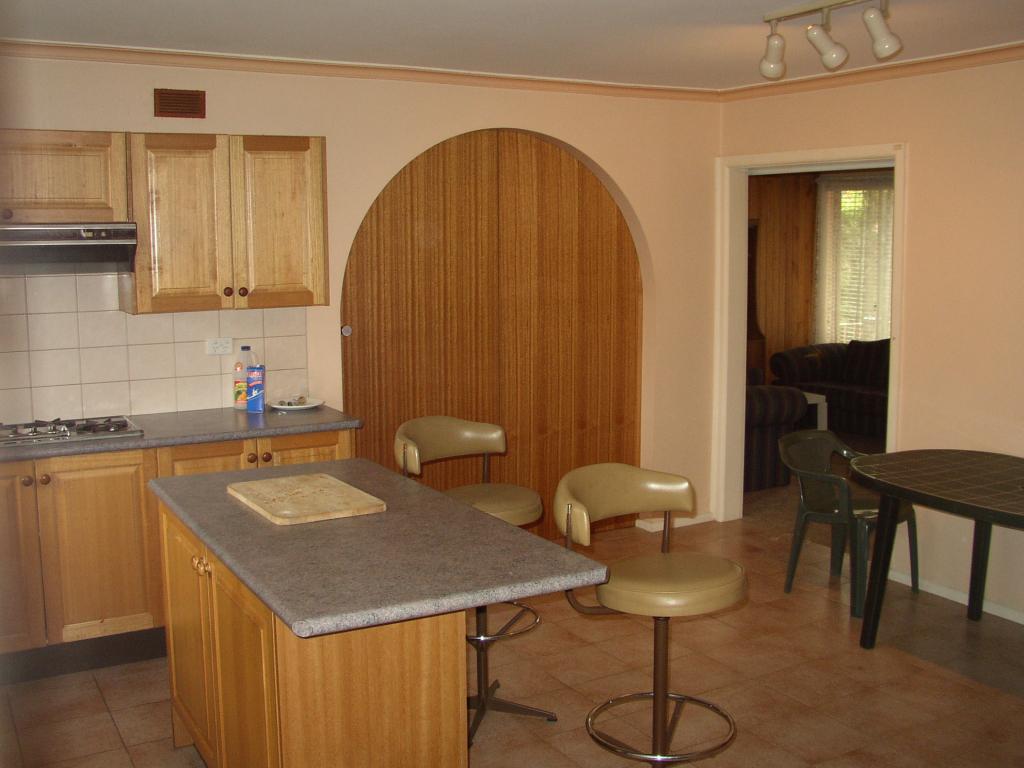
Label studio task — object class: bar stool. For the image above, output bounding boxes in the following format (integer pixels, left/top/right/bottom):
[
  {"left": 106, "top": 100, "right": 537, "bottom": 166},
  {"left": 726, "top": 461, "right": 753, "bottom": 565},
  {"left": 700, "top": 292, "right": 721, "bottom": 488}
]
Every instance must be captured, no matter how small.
[
  {"left": 555, "top": 463, "right": 747, "bottom": 765},
  {"left": 394, "top": 416, "right": 556, "bottom": 743}
]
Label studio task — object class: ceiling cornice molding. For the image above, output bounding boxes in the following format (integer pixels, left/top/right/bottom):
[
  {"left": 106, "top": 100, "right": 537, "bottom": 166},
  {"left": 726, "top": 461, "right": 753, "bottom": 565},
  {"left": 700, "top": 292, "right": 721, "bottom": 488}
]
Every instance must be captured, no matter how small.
[{"left": 1, "top": 39, "right": 1022, "bottom": 103}]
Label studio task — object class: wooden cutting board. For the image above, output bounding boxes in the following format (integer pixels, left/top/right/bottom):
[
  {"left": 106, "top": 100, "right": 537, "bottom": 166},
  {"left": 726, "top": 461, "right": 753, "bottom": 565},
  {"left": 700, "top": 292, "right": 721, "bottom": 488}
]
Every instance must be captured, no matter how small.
[{"left": 227, "top": 473, "right": 386, "bottom": 525}]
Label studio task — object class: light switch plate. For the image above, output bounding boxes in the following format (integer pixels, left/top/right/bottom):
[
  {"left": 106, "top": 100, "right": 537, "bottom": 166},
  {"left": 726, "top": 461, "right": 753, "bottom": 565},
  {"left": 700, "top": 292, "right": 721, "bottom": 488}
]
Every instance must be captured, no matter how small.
[{"left": 206, "top": 337, "right": 233, "bottom": 355}]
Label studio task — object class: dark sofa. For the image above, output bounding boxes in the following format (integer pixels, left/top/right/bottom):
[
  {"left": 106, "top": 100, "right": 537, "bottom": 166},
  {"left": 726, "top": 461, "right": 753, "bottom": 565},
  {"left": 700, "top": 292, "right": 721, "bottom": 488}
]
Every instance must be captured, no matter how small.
[
  {"left": 744, "top": 385, "right": 808, "bottom": 491},
  {"left": 769, "top": 338, "right": 890, "bottom": 438}
]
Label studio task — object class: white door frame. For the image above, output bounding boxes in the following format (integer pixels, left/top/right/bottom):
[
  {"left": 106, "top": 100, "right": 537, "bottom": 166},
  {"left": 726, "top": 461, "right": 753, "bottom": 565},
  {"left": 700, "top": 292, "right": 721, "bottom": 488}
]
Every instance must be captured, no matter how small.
[{"left": 710, "top": 144, "right": 908, "bottom": 521}]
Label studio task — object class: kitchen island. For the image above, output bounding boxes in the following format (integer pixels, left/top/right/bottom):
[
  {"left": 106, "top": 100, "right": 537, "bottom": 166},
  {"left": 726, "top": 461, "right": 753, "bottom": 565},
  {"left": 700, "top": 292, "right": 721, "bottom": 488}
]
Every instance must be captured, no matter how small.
[{"left": 150, "top": 458, "right": 606, "bottom": 768}]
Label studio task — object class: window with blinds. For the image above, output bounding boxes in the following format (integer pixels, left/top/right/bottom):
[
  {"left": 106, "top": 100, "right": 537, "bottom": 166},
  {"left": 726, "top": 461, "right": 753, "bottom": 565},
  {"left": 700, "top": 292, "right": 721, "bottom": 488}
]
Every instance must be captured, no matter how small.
[{"left": 813, "top": 170, "right": 894, "bottom": 344}]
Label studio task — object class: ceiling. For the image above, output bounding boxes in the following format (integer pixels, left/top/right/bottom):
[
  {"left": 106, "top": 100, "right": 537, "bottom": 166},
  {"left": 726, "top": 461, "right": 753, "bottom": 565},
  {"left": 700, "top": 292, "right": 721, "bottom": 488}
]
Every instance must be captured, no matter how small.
[{"left": 4, "top": 0, "right": 1024, "bottom": 91}]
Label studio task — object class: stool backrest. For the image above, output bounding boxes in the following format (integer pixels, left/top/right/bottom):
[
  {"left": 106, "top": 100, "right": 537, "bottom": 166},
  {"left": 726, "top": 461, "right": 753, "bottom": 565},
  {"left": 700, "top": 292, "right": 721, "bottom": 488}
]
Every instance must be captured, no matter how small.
[
  {"left": 394, "top": 416, "right": 507, "bottom": 476},
  {"left": 553, "top": 463, "right": 694, "bottom": 547}
]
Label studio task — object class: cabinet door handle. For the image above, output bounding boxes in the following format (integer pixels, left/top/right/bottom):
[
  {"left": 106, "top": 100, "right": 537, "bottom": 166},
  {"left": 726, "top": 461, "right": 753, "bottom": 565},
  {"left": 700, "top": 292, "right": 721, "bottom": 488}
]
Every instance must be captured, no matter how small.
[
  {"left": 197, "top": 557, "right": 212, "bottom": 577},
  {"left": 191, "top": 555, "right": 201, "bottom": 572},
  {"left": 247, "top": 452, "right": 258, "bottom": 464},
  {"left": 238, "top": 287, "right": 249, "bottom": 297},
  {"left": 223, "top": 287, "right": 234, "bottom": 297},
  {"left": 261, "top": 452, "right": 273, "bottom": 463},
  {"left": 38, "top": 474, "right": 51, "bottom": 485},
  {"left": 21, "top": 476, "right": 34, "bottom": 487}
]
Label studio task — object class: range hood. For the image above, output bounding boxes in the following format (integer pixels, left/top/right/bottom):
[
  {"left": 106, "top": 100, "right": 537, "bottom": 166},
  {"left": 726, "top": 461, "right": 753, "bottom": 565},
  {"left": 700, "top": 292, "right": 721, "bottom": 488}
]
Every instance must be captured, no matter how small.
[{"left": 0, "top": 223, "right": 137, "bottom": 273}]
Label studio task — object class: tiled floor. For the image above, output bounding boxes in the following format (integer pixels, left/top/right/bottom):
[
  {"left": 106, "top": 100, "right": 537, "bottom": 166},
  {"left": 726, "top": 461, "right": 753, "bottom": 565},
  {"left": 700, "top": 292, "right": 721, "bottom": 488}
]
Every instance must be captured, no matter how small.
[{"left": 4, "top": 480, "right": 1024, "bottom": 767}]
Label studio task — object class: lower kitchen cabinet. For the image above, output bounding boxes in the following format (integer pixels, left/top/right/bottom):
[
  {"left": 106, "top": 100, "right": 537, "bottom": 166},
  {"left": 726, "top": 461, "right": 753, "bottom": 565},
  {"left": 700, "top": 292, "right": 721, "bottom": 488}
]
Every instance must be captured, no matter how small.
[
  {"left": 0, "top": 461, "right": 47, "bottom": 653},
  {"left": 156, "top": 430, "right": 354, "bottom": 476},
  {"left": 35, "top": 450, "right": 162, "bottom": 643}
]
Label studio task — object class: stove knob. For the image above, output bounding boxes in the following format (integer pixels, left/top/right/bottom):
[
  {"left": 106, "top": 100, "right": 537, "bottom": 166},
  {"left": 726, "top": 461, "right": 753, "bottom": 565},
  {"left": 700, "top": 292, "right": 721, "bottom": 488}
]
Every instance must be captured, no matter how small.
[
  {"left": 21, "top": 476, "right": 34, "bottom": 487},
  {"left": 38, "top": 474, "right": 51, "bottom": 485}
]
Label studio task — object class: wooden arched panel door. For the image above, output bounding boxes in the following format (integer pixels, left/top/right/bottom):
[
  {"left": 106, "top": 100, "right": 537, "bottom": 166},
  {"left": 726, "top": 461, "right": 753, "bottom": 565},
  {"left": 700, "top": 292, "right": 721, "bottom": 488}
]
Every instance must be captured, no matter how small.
[{"left": 342, "top": 129, "right": 641, "bottom": 538}]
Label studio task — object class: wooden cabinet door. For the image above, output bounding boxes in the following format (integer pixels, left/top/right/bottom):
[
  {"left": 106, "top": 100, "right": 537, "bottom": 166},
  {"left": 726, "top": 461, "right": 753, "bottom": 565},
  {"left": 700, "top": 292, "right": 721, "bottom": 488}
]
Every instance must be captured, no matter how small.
[
  {"left": 0, "top": 130, "right": 127, "bottom": 223},
  {"left": 157, "top": 440, "right": 260, "bottom": 476},
  {"left": 0, "top": 462, "right": 46, "bottom": 652},
  {"left": 210, "top": 552, "right": 280, "bottom": 768},
  {"left": 161, "top": 510, "right": 219, "bottom": 766},
  {"left": 257, "top": 431, "right": 353, "bottom": 467},
  {"left": 35, "top": 450, "right": 159, "bottom": 643},
  {"left": 129, "top": 133, "right": 234, "bottom": 314},
  {"left": 230, "top": 136, "right": 327, "bottom": 309}
]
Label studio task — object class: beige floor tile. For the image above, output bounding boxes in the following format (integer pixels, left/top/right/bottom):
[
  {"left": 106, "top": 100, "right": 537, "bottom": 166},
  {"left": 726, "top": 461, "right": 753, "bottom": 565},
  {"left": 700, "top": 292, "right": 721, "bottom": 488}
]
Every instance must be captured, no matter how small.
[
  {"left": 747, "top": 707, "right": 869, "bottom": 763},
  {"left": 93, "top": 659, "right": 170, "bottom": 712},
  {"left": 9, "top": 679, "right": 107, "bottom": 729},
  {"left": 110, "top": 700, "right": 172, "bottom": 746},
  {"left": 700, "top": 633, "right": 811, "bottom": 679},
  {"left": 699, "top": 729, "right": 811, "bottom": 767},
  {"left": 545, "top": 721, "right": 647, "bottom": 768},
  {"left": 38, "top": 748, "right": 134, "bottom": 768},
  {"left": 127, "top": 738, "right": 207, "bottom": 768},
  {"left": 1, "top": 726, "right": 22, "bottom": 768},
  {"left": 17, "top": 712, "right": 122, "bottom": 768},
  {"left": 530, "top": 643, "right": 633, "bottom": 688}
]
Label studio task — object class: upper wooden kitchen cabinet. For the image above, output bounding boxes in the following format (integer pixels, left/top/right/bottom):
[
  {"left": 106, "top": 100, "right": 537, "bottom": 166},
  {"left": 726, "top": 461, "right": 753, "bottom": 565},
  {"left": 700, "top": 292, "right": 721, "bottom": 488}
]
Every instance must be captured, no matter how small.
[
  {"left": 125, "top": 133, "right": 327, "bottom": 314},
  {"left": 34, "top": 450, "right": 163, "bottom": 643},
  {"left": 0, "top": 130, "right": 128, "bottom": 223},
  {"left": 0, "top": 461, "right": 47, "bottom": 653}
]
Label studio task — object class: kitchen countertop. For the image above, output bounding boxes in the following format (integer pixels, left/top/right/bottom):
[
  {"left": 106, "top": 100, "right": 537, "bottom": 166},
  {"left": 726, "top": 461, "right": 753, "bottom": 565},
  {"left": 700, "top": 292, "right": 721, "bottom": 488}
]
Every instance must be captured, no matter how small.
[
  {"left": 150, "top": 458, "right": 608, "bottom": 637},
  {"left": 0, "top": 406, "right": 362, "bottom": 462}
]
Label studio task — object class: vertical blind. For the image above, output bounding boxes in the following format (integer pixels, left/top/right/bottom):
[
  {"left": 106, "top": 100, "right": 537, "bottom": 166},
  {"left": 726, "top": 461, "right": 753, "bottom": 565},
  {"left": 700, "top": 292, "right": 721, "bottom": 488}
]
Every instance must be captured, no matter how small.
[{"left": 814, "top": 171, "right": 894, "bottom": 343}]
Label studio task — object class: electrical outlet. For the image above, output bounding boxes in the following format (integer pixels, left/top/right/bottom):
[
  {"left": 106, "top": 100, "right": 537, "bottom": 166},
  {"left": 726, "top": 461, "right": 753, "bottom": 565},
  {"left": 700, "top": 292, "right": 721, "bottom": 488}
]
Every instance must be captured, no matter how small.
[{"left": 206, "top": 337, "right": 233, "bottom": 355}]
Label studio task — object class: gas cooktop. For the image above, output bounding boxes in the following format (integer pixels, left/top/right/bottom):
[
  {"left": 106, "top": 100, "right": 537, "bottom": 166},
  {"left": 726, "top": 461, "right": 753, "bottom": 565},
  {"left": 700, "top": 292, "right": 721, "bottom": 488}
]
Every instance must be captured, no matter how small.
[{"left": 0, "top": 416, "right": 144, "bottom": 447}]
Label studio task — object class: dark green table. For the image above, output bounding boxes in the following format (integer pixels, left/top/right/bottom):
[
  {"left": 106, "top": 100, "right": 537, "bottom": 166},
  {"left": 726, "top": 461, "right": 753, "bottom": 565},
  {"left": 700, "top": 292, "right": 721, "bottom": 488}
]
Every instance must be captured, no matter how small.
[{"left": 851, "top": 450, "right": 1024, "bottom": 649}]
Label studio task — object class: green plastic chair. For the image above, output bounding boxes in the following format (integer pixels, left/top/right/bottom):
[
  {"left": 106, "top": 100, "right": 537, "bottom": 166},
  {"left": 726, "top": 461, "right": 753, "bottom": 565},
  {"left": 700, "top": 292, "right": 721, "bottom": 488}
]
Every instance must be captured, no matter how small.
[{"left": 778, "top": 430, "right": 919, "bottom": 617}]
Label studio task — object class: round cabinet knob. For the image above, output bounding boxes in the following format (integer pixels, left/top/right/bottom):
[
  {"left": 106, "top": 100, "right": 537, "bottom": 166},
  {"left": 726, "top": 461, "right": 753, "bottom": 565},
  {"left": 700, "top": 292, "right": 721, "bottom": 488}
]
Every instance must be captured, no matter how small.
[
  {"left": 341, "top": 324, "right": 353, "bottom": 337},
  {"left": 20, "top": 476, "right": 34, "bottom": 487},
  {"left": 2, "top": 208, "right": 13, "bottom": 220},
  {"left": 247, "top": 453, "right": 258, "bottom": 464},
  {"left": 191, "top": 555, "right": 201, "bottom": 572},
  {"left": 238, "top": 287, "right": 249, "bottom": 297},
  {"left": 261, "top": 452, "right": 273, "bottom": 463},
  {"left": 38, "top": 474, "right": 51, "bottom": 485},
  {"left": 197, "top": 557, "right": 212, "bottom": 577},
  {"left": 223, "top": 287, "right": 234, "bottom": 297}
]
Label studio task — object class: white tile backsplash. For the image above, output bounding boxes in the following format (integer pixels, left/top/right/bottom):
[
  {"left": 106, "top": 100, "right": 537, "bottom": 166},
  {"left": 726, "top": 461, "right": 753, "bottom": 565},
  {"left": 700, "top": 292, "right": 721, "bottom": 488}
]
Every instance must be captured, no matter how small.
[
  {"left": 82, "top": 381, "right": 131, "bottom": 417},
  {"left": 26, "top": 276, "right": 78, "bottom": 314},
  {"left": 80, "top": 346, "right": 130, "bottom": 384},
  {"left": 1, "top": 272, "right": 308, "bottom": 423},
  {"left": 0, "top": 351, "right": 30, "bottom": 389},
  {"left": 32, "top": 385, "right": 84, "bottom": 420},
  {"left": 0, "top": 388, "right": 32, "bottom": 423},
  {"left": 0, "top": 278, "right": 27, "bottom": 315},
  {"left": 27, "top": 313, "right": 79, "bottom": 350},
  {"left": 265, "top": 336, "right": 307, "bottom": 371},
  {"left": 30, "top": 349, "right": 81, "bottom": 387},
  {"left": 126, "top": 313, "right": 174, "bottom": 345},
  {"left": 0, "top": 314, "right": 29, "bottom": 352},
  {"left": 264, "top": 307, "right": 306, "bottom": 337},
  {"left": 173, "top": 311, "right": 220, "bottom": 342},
  {"left": 128, "top": 343, "right": 176, "bottom": 380},
  {"left": 76, "top": 274, "right": 121, "bottom": 312},
  {"left": 79, "top": 311, "right": 127, "bottom": 348}
]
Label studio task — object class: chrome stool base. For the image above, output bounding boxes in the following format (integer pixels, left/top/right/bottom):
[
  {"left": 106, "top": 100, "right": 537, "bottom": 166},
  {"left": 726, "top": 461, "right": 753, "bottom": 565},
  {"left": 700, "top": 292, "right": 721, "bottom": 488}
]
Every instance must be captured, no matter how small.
[
  {"left": 587, "top": 691, "right": 736, "bottom": 765},
  {"left": 467, "top": 602, "right": 555, "bottom": 744}
]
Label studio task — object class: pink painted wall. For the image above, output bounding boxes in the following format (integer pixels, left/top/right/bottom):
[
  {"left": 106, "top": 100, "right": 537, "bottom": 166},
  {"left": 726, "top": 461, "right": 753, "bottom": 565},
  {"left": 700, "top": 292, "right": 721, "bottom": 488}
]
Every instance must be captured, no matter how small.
[{"left": 722, "top": 61, "right": 1024, "bottom": 616}]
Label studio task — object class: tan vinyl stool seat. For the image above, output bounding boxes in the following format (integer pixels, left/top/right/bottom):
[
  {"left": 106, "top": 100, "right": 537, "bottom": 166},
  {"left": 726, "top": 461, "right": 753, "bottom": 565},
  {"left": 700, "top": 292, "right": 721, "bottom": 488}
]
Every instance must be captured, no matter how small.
[
  {"left": 598, "top": 552, "right": 746, "bottom": 618},
  {"left": 394, "top": 416, "right": 553, "bottom": 745},
  {"left": 445, "top": 483, "right": 542, "bottom": 527},
  {"left": 556, "top": 463, "right": 746, "bottom": 765}
]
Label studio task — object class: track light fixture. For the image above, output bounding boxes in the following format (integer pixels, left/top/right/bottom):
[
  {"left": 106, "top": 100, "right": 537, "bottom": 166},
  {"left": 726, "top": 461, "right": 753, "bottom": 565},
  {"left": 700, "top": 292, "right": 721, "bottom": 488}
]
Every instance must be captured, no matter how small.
[{"left": 760, "top": 0, "right": 901, "bottom": 80}]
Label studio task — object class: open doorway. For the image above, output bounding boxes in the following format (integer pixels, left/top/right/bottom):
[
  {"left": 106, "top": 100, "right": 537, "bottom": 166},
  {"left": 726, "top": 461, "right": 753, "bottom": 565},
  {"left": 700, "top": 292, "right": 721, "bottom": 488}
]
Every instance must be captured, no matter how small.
[{"left": 711, "top": 145, "right": 906, "bottom": 522}]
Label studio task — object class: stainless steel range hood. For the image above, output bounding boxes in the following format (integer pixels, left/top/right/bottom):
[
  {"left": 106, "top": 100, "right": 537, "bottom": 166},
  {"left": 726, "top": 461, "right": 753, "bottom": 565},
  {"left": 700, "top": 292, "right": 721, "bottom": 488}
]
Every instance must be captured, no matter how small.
[{"left": 0, "top": 223, "right": 137, "bottom": 273}]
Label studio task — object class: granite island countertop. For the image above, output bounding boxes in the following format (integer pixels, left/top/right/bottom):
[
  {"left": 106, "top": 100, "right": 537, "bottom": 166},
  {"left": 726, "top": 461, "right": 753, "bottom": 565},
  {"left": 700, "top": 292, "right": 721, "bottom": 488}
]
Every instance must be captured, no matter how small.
[
  {"left": 149, "top": 458, "right": 608, "bottom": 638},
  {"left": 0, "top": 406, "right": 361, "bottom": 462}
]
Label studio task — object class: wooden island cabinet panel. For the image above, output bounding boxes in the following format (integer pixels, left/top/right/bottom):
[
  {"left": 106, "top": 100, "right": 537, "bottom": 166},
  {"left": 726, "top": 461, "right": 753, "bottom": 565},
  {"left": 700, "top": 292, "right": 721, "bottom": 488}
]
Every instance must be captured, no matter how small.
[
  {"left": 35, "top": 450, "right": 162, "bottom": 643},
  {"left": 0, "top": 461, "right": 46, "bottom": 653},
  {"left": 0, "top": 130, "right": 128, "bottom": 223},
  {"left": 156, "top": 431, "right": 353, "bottom": 476}
]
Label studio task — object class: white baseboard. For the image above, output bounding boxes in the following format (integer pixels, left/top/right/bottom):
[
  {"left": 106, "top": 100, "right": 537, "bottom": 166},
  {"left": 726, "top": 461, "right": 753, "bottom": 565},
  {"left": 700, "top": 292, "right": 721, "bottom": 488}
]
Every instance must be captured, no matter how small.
[
  {"left": 886, "top": 570, "right": 1024, "bottom": 625},
  {"left": 634, "top": 513, "right": 715, "bottom": 533}
]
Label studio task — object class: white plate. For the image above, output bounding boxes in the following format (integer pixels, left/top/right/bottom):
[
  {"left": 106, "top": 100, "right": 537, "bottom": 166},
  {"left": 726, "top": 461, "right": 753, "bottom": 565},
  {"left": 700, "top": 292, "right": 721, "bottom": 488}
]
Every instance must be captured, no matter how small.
[{"left": 268, "top": 399, "right": 324, "bottom": 411}]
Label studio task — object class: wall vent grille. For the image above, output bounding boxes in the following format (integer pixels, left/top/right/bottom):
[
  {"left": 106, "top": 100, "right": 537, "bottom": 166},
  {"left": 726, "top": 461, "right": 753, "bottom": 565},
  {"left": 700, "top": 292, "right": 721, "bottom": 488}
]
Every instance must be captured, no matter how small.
[{"left": 154, "top": 89, "right": 206, "bottom": 119}]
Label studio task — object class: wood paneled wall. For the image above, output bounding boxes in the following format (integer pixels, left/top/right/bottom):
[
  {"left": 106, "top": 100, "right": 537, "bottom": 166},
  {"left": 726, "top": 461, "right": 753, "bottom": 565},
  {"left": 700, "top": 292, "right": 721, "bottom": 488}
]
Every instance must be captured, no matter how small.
[
  {"left": 747, "top": 173, "right": 818, "bottom": 377},
  {"left": 342, "top": 129, "right": 641, "bottom": 538}
]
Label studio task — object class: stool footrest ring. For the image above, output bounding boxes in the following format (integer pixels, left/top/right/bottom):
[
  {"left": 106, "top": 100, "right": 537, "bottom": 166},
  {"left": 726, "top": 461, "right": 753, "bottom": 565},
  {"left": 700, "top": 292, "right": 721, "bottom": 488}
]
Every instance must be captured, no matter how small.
[
  {"left": 466, "top": 601, "right": 539, "bottom": 647},
  {"left": 586, "top": 691, "right": 736, "bottom": 764}
]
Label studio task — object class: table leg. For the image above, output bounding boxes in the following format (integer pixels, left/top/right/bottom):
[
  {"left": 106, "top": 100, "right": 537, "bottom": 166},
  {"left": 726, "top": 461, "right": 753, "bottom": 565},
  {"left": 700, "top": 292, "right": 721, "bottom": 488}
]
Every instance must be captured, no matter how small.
[
  {"left": 860, "top": 494, "right": 900, "bottom": 649},
  {"left": 968, "top": 520, "right": 992, "bottom": 621}
]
